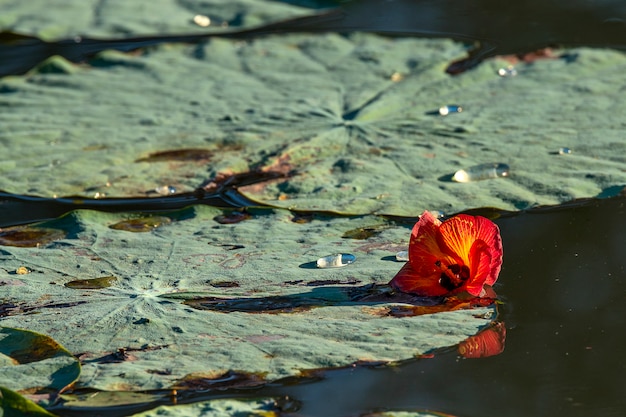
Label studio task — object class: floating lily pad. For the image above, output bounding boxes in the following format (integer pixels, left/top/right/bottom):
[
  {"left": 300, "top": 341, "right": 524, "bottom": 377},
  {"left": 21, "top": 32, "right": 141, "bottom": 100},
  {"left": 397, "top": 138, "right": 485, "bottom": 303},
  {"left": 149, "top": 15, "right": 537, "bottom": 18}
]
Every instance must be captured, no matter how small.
[
  {"left": 0, "top": 327, "right": 81, "bottom": 393},
  {"left": 0, "top": 206, "right": 494, "bottom": 392},
  {"left": 0, "top": 1, "right": 624, "bottom": 214}
]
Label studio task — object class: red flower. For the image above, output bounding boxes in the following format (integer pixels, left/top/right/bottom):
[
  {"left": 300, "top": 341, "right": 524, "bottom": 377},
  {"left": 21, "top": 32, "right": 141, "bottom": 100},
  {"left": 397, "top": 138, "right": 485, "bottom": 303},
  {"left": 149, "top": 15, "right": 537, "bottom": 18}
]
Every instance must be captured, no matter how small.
[{"left": 390, "top": 211, "right": 503, "bottom": 297}]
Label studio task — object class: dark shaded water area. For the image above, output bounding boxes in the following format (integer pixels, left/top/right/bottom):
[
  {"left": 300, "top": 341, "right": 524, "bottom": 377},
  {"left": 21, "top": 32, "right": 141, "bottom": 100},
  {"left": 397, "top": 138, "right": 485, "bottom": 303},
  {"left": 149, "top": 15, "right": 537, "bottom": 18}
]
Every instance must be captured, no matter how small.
[{"left": 48, "top": 194, "right": 626, "bottom": 417}]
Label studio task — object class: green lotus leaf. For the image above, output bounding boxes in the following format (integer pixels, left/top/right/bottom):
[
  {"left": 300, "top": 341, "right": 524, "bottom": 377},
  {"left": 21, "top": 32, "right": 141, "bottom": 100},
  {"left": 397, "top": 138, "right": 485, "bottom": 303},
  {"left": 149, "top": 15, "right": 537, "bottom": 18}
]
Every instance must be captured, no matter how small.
[
  {"left": 0, "top": 327, "right": 80, "bottom": 393},
  {"left": 1, "top": 1, "right": 624, "bottom": 215},
  {"left": 0, "top": 206, "right": 495, "bottom": 392},
  {"left": 0, "top": 386, "right": 57, "bottom": 417}
]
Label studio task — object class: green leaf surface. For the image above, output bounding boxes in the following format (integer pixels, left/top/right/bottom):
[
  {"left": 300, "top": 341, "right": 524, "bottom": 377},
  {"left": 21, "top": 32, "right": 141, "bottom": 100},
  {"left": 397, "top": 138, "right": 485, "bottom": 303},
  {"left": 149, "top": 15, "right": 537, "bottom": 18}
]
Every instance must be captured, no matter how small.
[
  {"left": 0, "top": 327, "right": 80, "bottom": 393},
  {"left": 1, "top": 1, "right": 625, "bottom": 215},
  {"left": 0, "top": 386, "right": 57, "bottom": 417},
  {"left": 0, "top": 207, "right": 495, "bottom": 392},
  {"left": 128, "top": 398, "right": 280, "bottom": 417}
]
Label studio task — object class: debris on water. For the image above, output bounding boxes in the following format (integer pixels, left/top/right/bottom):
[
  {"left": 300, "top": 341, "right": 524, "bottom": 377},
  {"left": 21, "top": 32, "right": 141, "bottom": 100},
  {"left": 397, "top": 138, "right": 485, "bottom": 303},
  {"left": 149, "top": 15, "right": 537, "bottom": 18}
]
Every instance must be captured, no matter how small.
[
  {"left": 439, "top": 105, "right": 463, "bottom": 116},
  {"left": 558, "top": 147, "right": 572, "bottom": 155},
  {"left": 497, "top": 65, "right": 518, "bottom": 77},
  {"left": 453, "top": 163, "right": 510, "bottom": 183},
  {"left": 155, "top": 185, "right": 176, "bottom": 195},
  {"left": 316, "top": 253, "right": 356, "bottom": 268},
  {"left": 395, "top": 250, "right": 409, "bottom": 262}
]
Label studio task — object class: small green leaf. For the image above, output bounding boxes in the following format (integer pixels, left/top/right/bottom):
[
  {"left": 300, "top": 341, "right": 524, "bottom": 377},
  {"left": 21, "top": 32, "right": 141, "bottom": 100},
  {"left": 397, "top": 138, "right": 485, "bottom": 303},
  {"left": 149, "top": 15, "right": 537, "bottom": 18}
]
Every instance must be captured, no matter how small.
[
  {"left": 0, "top": 327, "right": 81, "bottom": 393},
  {"left": 0, "top": 386, "right": 57, "bottom": 417}
]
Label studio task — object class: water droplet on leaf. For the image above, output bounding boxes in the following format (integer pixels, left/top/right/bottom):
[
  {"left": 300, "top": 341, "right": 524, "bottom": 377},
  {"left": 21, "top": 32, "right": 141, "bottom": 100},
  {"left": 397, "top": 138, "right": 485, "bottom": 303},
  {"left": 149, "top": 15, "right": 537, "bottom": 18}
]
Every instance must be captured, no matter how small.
[
  {"left": 453, "top": 163, "right": 510, "bottom": 183},
  {"left": 316, "top": 254, "right": 356, "bottom": 268}
]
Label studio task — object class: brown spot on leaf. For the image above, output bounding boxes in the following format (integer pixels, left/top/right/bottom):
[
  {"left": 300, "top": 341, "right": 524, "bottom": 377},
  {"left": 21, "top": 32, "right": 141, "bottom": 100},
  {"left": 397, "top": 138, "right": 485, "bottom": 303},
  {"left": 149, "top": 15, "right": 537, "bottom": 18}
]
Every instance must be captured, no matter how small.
[
  {"left": 109, "top": 216, "right": 171, "bottom": 232},
  {"left": 135, "top": 148, "right": 214, "bottom": 163},
  {"left": 213, "top": 211, "right": 251, "bottom": 224},
  {"left": 65, "top": 276, "right": 117, "bottom": 289},
  {"left": 342, "top": 226, "right": 384, "bottom": 240},
  {"left": 0, "top": 227, "right": 66, "bottom": 247},
  {"left": 306, "top": 278, "right": 360, "bottom": 286},
  {"left": 209, "top": 281, "right": 240, "bottom": 288}
]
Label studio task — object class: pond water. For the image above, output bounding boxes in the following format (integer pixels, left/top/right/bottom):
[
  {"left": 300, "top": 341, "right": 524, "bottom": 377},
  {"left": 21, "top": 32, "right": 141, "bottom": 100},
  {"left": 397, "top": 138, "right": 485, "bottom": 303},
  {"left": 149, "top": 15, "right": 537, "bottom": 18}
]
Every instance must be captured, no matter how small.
[{"left": 2, "top": 1, "right": 626, "bottom": 416}]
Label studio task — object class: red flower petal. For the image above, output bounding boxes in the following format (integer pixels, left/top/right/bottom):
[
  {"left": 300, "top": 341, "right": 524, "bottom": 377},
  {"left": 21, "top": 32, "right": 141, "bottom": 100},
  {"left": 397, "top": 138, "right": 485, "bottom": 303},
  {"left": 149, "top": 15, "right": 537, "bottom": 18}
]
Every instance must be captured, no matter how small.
[
  {"left": 390, "top": 212, "right": 454, "bottom": 296},
  {"left": 463, "top": 240, "right": 492, "bottom": 296},
  {"left": 390, "top": 262, "right": 449, "bottom": 296},
  {"left": 438, "top": 214, "right": 503, "bottom": 286}
]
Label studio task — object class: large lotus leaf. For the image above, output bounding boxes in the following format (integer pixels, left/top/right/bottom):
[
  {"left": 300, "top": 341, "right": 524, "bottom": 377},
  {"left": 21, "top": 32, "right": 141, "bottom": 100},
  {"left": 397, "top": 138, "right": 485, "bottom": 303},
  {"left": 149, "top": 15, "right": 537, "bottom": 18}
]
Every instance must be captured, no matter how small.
[
  {"left": 0, "top": 0, "right": 310, "bottom": 39},
  {"left": 0, "top": 327, "right": 80, "bottom": 393},
  {"left": 1, "top": 2, "right": 625, "bottom": 215},
  {"left": 0, "top": 206, "right": 495, "bottom": 391}
]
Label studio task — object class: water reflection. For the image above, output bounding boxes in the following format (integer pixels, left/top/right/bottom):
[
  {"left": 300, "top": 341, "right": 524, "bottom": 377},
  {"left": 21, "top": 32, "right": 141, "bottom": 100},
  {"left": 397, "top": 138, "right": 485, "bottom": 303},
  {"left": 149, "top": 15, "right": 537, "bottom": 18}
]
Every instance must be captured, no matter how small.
[{"left": 254, "top": 195, "right": 625, "bottom": 416}]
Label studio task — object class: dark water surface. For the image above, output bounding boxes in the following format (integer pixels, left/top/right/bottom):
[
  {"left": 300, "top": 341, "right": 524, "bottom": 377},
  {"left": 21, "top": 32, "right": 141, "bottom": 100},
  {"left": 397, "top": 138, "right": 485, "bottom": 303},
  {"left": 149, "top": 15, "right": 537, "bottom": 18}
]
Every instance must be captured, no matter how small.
[{"left": 250, "top": 195, "right": 625, "bottom": 416}]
